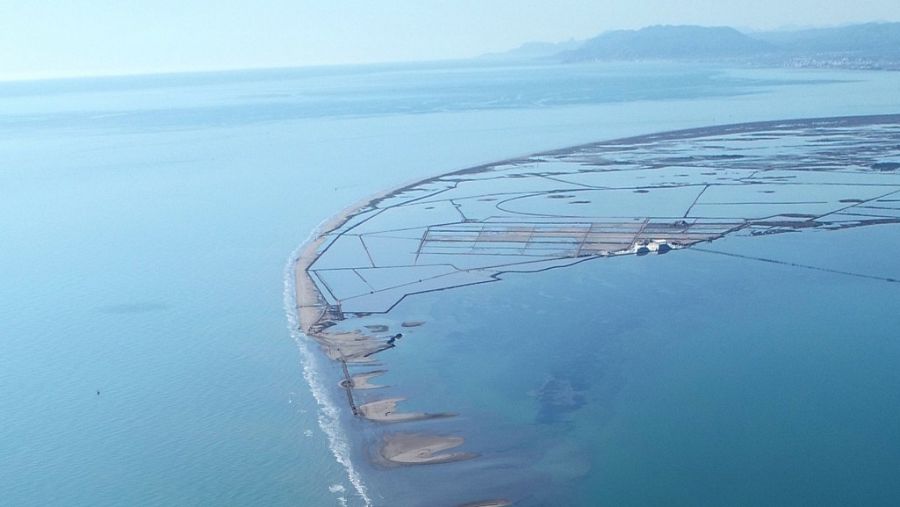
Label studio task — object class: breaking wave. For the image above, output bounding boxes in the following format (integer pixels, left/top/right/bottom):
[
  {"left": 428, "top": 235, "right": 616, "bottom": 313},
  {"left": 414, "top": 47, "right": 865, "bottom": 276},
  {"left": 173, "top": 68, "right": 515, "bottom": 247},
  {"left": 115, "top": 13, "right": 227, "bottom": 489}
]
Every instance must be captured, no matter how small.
[{"left": 283, "top": 225, "right": 372, "bottom": 507}]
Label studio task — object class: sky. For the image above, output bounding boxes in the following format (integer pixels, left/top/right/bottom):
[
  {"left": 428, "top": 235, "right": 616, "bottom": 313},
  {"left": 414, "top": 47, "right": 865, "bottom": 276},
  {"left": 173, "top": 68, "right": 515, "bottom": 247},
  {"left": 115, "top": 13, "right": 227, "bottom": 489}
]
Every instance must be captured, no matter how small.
[{"left": 1, "top": 0, "right": 899, "bottom": 80}]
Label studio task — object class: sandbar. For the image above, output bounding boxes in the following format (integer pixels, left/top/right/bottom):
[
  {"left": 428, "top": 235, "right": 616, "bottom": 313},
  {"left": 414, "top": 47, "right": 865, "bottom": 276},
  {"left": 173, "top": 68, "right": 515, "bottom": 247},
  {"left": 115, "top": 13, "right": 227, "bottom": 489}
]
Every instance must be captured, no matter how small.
[
  {"left": 313, "top": 329, "right": 392, "bottom": 363},
  {"left": 359, "top": 397, "right": 454, "bottom": 423},
  {"left": 380, "top": 433, "right": 476, "bottom": 465},
  {"left": 349, "top": 370, "right": 387, "bottom": 389}
]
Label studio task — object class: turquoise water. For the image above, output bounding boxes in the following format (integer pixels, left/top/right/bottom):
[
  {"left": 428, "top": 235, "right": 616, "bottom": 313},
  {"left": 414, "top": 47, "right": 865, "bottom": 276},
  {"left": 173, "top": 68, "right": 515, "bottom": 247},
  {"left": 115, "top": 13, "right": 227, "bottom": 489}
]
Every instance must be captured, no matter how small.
[
  {"left": 1, "top": 61, "right": 899, "bottom": 506},
  {"left": 370, "top": 224, "right": 900, "bottom": 505}
]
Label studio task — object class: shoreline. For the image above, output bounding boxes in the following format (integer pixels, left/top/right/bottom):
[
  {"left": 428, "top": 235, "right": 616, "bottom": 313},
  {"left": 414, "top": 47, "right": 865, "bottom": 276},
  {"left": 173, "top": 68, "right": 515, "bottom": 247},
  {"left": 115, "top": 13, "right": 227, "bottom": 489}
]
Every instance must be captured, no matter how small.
[
  {"left": 293, "top": 114, "right": 900, "bottom": 484},
  {"left": 292, "top": 193, "right": 468, "bottom": 467}
]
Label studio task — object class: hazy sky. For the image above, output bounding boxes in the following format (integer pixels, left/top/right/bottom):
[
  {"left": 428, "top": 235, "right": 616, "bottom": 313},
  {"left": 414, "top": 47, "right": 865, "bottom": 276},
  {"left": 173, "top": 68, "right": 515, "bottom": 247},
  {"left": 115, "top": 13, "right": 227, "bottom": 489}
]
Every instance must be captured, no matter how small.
[{"left": 2, "top": 0, "right": 898, "bottom": 80}]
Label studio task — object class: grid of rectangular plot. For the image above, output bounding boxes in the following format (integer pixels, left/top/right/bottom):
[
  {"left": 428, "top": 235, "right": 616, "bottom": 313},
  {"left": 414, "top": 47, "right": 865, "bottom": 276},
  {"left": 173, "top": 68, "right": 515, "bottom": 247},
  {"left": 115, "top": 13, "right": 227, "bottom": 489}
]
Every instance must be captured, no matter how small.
[
  {"left": 637, "top": 220, "right": 745, "bottom": 245},
  {"left": 418, "top": 220, "right": 748, "bottom": 258},
  {"left": 420, "top": 222, "right": 642, "bottom": 257}
]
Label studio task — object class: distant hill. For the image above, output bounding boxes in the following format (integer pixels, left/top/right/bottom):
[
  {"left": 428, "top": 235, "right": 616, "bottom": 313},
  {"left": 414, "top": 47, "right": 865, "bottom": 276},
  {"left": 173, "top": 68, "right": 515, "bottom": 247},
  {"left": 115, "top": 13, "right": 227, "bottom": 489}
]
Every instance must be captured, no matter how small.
[
  {"left": 486, "top": 22, "right": 900, "bottom": 70},
  {"left": 479, "top": 39, "right": 583, "bottom": 61},
  {"left": 559, "top": 25, "right": 774, "bottom": 61},
  {"left": 754, "top": 23, "right": 900, "bottom": 58}
]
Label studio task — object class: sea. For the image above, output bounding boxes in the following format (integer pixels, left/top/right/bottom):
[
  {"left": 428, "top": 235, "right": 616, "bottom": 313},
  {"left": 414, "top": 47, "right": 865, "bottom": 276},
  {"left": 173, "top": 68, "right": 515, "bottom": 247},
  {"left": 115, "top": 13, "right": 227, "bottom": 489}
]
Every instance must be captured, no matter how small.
[{"left": 1, "top": 60, "right": 899, "bottom": 506}]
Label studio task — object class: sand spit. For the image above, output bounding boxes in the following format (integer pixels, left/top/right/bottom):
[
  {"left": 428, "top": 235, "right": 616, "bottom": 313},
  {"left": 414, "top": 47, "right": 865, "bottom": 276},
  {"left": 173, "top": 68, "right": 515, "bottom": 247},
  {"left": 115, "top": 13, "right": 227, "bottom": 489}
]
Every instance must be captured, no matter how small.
[
  {"left": 296, "top": 244, "right": 374, "bottom": 361},
  {"left": 293, "top": 192, "right": 383, "bottom": 334},
  {"left": 381, "top": 433, "right": 476, "bottom": 465},
  {"left": 294, "top": 203, "right": 397, "bottom": 363},
  {"left": 315, "top": 330, "right": 393, "bottom": 363},
  {"left": 293, "top": 201, "right": 465, "bottom": 472},
  {"left": 359, "top": 398, "right": 454, "bottom": 423},
  {"left": 294, "top": 233, "right": 329, "bottom": 335},
  {"left": 349, "top": 370, "right": 387, "bottom": 389}
]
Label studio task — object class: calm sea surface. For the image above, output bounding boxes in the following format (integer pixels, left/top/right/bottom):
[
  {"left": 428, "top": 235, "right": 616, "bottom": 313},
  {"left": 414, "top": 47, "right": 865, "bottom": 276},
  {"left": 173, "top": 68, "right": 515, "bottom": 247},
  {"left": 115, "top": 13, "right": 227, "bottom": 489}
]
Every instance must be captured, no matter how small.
[{"left": 1, "top": 61, "right": 898, "bottom": 506}]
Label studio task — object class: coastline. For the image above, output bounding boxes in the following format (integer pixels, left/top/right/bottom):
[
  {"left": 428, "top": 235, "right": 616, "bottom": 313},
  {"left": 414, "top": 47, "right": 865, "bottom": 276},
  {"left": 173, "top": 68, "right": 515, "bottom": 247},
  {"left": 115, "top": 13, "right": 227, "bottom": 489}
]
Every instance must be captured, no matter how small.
[
  {"left": 289, "top": 113, "right": 900, "bottom": 503},
  {"left": 292, "top": 194, "right": 476, "bottom": 467},
  {"left": 283, "top": 235, "right": 374, "bottom": 506}
]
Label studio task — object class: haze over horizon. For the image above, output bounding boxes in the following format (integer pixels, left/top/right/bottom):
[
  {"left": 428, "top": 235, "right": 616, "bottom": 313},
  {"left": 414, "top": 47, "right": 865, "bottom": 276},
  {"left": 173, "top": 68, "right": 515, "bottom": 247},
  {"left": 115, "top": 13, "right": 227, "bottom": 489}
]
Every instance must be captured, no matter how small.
[{"left": 2, "top": 0, "right": 899, "bottom": 81}]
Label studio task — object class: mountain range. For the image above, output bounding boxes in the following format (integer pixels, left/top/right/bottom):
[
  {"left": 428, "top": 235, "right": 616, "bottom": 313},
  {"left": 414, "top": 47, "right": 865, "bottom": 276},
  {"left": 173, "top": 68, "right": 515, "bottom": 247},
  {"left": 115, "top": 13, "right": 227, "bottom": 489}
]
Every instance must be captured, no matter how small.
[{"left": 488, "top": 23, "right": 900, "bottom": 70}]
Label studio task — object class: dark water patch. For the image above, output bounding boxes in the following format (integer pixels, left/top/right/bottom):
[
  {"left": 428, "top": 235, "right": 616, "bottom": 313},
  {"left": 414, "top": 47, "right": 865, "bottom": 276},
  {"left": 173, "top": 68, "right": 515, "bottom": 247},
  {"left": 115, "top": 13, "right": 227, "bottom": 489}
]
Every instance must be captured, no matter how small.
[
  {"left": 532, "top": 375, "right": 587, "bottom": 424},
  {"left": 872, "top": 161, "right": 900, "bottom": 171}
]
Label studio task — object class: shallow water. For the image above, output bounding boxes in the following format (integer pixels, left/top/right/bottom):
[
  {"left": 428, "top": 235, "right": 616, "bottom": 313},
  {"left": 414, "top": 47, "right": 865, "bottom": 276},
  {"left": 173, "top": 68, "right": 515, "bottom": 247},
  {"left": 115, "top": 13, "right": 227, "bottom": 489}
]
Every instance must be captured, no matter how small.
[
  {"left": 316, "top": 117, "right": 900, "bottom": 506},
  {"left": 1, "top": 61, "right": 899, "bottom": 506},
  {"left": 362, "top": 224, "right": 900, "bottom": 505}
]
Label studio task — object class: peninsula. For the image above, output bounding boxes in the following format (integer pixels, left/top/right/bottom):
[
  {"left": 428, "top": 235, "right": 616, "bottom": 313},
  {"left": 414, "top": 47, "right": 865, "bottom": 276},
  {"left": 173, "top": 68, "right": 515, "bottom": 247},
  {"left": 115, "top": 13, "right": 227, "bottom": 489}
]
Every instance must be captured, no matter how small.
[{"left": 293, "top": 114, "right": 900, "bottom": 475}]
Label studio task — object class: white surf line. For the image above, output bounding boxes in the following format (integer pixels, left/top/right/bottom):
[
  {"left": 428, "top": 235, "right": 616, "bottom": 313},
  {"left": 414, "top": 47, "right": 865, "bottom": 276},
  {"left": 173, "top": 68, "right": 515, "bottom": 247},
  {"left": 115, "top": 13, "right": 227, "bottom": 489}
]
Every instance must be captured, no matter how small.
[{"left": 283, "top": 223, "right": 373, "bottom": 507}]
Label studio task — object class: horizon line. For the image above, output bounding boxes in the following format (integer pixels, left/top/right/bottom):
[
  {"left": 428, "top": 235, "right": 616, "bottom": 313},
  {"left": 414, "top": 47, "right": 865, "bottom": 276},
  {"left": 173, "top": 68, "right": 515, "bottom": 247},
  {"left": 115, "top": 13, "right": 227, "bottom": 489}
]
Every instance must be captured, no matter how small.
[{"left": 2, "top": 19, "right": 896, "bottom": 85}]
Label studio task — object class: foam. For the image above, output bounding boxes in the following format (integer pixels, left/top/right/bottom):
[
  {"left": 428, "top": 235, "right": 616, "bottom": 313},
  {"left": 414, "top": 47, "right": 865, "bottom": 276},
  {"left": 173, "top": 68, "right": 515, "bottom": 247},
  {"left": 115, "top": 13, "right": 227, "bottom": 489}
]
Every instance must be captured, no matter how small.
[{"left": 283, "top": 223, "right": 372, "bottom": 507}]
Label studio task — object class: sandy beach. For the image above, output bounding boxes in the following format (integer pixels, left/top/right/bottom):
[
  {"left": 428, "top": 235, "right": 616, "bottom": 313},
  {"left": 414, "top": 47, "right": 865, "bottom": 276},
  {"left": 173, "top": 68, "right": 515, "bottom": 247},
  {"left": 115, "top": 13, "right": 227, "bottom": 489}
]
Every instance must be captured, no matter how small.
[{"left": 292, "top": 192, "right": 468, "bottom": 473}]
